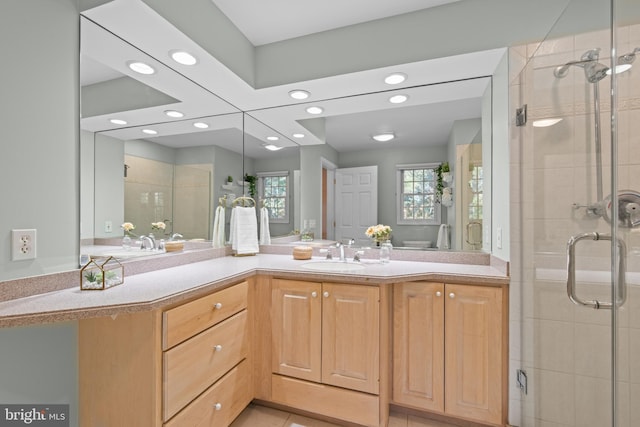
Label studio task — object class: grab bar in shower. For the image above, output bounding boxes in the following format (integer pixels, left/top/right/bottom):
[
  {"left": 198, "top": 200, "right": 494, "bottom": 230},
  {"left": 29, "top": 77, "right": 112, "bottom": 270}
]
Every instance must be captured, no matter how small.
[{"left": 566, "top": 232, "right": 627, "bottom": 309}]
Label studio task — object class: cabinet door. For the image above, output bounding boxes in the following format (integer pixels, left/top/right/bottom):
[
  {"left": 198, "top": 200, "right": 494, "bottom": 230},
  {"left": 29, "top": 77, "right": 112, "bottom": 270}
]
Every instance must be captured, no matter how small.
[
  {"left": 444, "top": 284, "right": 503, "bottom": 425},
  {"left": 322, "top": 283, "right": 379, "bottom": 394},
  {"left": 393, "top": 282, "right": 444, "bottom": 411},
  {"left": 271, "top": 279, "right": 322, "bottom": 382}
]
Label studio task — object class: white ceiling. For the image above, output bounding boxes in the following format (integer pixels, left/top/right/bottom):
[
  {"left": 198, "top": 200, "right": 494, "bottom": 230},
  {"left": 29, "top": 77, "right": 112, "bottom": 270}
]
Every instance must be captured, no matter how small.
[
  {"left": 210, "top": 0, "right": 461, "bottom": 46},
  {"left": 80, "top": 0, "right": 499, "bottom": 158}
]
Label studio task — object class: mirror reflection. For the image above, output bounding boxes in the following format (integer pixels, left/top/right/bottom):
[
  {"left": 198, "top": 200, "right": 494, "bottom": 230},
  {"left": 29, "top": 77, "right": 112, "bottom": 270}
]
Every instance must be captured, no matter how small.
[
  {"left": 247, "top": 77, "right": 491, "bottom": 250},
  {"left": 80, "top": 11, "right": 493, "bottom": 256}
]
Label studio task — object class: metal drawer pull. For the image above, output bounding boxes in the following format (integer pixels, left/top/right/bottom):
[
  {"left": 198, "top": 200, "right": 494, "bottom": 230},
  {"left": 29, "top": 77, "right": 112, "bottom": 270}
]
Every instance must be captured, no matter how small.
[
  {"left": 323, "top": 291, "right": 329, "bottom": 298},
  {"left": 449, "top": 293, "right": 455, "bottom": 299},
  {"left": 213, "top": 302, "right": 222, "bottom": 310},
  {"left": 566, "top": 232, "right": 627, "bottom": 309},
  {"left": 214, "top": 403, "right": 222, "bottom": 411},
  {"left": 213, "top": 344, "right": 223, "bottom": 352},
  {"left": 436, "top": 291, "right": 442, "bottom": 297},
  {"left": 311, "top": 291, "right": 317, "bottom": 298}
]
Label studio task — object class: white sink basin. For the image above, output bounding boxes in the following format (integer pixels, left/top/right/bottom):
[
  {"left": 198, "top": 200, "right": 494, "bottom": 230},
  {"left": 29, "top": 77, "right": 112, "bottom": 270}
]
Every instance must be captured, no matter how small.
[{"left": 300, "top": 261, "right": 366, "bottom": 272}]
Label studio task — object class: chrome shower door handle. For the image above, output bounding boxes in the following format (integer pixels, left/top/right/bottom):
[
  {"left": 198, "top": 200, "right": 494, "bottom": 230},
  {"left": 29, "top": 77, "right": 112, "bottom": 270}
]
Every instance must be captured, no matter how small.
[{"left": 566, "top": 232, "right": 627, "bottom": 309}]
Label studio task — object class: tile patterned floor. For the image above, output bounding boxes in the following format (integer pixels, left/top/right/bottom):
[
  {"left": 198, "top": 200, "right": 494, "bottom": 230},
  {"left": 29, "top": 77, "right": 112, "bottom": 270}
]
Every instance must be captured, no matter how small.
[{"left": 230, "top": 403, "right": 458, "bottom": 427}]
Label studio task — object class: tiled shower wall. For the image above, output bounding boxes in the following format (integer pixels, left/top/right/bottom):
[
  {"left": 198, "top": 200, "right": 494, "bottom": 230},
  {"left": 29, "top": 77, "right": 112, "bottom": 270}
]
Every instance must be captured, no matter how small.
[
  {"left": 510, "top": 23, "right": 640, "bottom": 427},
  {"left": 124, "top": 156, "right": 212, "bottom": 240}
]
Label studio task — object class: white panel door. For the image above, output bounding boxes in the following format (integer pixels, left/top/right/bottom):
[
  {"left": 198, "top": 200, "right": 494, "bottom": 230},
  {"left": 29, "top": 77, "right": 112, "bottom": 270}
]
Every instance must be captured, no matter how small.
[{"left": 335, "top": 166, "right": 377, "bottom": 244}]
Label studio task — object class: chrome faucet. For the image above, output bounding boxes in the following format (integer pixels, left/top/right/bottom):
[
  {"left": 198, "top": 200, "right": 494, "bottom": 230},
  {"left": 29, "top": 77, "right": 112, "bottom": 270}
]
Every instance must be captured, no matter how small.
[
  {"left": 335, "top": 242, "right": 345, "bottom": 261},
  {"left": 140, "top": 235, "right": 155, "bottom": 250},
  {"left": 170, "top": 233, "right": 183, "bottom": 241},
  {"left": 334, "top": 238, "right": 355, "bottom": 262}
]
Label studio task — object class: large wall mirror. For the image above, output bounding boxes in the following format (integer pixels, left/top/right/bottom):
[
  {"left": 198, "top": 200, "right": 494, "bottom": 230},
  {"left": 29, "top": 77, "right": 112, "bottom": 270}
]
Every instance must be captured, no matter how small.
[{"left": 80, "top": 1, "right": 498, "bottom": 259}]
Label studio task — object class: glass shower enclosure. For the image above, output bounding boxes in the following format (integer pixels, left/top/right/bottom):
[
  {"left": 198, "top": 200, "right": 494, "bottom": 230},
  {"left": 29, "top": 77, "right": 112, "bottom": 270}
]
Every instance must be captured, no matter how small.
[{"left": 512, "top": 0, "right": 640, "bottom": 425}]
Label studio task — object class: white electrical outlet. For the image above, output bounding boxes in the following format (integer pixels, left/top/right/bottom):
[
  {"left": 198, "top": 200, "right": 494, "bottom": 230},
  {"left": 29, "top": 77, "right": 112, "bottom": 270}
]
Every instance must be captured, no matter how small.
[
  {"left": 12, "top": 229, "right": 36, "bottom": 261},
  {"left": 105, "top": 221, "right": 113, "bottom": 233},
  {"left": 496, "top": 226, "right": 503, "bottom": 249}
]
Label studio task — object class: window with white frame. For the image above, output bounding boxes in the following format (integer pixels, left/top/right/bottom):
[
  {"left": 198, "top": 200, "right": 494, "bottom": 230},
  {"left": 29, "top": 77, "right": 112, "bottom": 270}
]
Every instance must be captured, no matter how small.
[
  {"left": 258, "top": 171, "right": 289, "bottom": 223},
  {"left": 396, "top": 163, "right": 441, "bottom": 225}
]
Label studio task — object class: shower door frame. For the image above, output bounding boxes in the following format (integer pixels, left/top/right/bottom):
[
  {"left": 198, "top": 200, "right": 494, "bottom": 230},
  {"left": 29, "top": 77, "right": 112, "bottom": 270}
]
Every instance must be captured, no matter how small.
[{"left": 515, "top": 0, "right": 634, "bottom": 426}]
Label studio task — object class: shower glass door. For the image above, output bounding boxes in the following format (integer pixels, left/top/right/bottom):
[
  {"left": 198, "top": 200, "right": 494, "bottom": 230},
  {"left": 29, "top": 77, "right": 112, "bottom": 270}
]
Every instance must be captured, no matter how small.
[{"left": 515, "top": 0, "right": 639, "bottom": 425}]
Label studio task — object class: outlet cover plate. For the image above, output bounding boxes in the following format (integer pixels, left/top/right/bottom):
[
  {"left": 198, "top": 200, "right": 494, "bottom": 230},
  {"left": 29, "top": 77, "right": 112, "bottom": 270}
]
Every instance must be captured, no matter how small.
[{"left": 12, "top": 229, "right": 36, "bottom": 261}]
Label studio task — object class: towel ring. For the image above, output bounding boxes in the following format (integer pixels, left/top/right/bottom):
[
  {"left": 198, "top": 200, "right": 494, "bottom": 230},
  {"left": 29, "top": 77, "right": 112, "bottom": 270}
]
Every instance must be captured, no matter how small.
[
  {"left": 232, "top": 196, "right": 256, "bottom": 207},
  {"left": 218, "top": 194, "right": 227, "bottom": 207}
]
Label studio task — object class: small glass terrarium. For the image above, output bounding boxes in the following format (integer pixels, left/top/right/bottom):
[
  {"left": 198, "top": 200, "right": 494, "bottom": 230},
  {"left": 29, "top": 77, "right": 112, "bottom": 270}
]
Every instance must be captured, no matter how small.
[{"left": 80, "top": 256, "right": 124, "bottom": 290}]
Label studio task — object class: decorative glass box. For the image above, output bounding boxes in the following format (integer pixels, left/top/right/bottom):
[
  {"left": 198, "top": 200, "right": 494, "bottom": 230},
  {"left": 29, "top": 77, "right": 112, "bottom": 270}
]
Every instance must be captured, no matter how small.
[{"left": 80, "top": 256, "right": 124, "bottom": 290}]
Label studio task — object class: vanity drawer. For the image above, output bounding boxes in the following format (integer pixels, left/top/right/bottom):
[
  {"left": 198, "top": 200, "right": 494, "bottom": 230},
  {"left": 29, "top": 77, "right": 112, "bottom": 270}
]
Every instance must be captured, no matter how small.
[
  {"left": 271, "top": 374, "right": 380, "bottom": 427},
  {"left": 163, "top": 281, "right": 248, "bottom": 350},
  {"left": 163, "top": 310, "right": 249, "bottom": 421},
  {"left": 164, "top": 359, "right": 252, "bottom": 427}
]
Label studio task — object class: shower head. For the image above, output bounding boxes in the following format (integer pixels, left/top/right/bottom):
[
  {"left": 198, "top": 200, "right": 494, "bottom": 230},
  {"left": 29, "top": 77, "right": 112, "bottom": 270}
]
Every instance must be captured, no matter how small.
[
  {"left": 553, "top": 48, "right": 610, "bottom": 82},
  {"left": 584, "top": 61, "right": 610, "bottom": 83}
]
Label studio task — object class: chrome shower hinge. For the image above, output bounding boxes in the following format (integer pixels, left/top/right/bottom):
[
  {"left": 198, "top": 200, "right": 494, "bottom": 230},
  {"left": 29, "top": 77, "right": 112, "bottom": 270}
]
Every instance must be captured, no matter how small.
[
  {"left": 516, "top": 369, "right": 528, "bottom": 394},
  {"left": 516, "top": 105, "right": 527, "bottom": 126}
]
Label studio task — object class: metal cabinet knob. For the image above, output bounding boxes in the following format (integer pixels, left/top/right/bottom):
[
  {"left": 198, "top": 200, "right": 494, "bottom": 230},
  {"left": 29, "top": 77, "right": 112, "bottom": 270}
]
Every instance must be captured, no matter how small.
[
  {"left": 213, "top": 344, "right": 223, "bottom": 352},
  {"left": 449, "top": 292, "right": 455, "bottom": 299},
  {"left": 214, "top": 403, "right": 222, "bottom": 411},
  {"left": 436, "top": 291, "right": 442, "bottom": 297},
  {"left": 323, "top": 291, "right": 329, "bottom": 298},
  {"left": 213, "top": 302, "right": 222, "bottom": 310},
  {"left": 311, "top": 291, "right": 318, "bottom": 298}
]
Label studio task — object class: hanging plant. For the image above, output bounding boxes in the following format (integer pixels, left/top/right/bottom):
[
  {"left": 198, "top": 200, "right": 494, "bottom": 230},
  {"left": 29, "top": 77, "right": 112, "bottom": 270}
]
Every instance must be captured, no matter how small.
[
  {"left": 244, "top": 173, "right": 257, "bottom": 199},
  {"left": 435, "top": 162, "right": 450, "bottom": 202}
]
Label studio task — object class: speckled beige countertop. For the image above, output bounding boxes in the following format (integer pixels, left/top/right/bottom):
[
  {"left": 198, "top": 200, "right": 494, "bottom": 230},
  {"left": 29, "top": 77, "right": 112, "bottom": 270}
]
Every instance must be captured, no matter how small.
[{"left": 0, "top": 253, "right": 508, "bottom": 328}]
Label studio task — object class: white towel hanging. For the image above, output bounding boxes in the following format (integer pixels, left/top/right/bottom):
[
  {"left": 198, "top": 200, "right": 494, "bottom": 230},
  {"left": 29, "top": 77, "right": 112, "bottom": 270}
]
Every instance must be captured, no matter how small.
[
  {"left": 212, "top": 205, "right": 226, "bottom": 248},
  {"left": 231, "top": 206, "right": 259, "bottom": 255},
  {"left": 259, "top": 206, "right": 271, "bottom": 245},
  {"left": 436, "top": 224, "right": 450, "bottom": 250}
]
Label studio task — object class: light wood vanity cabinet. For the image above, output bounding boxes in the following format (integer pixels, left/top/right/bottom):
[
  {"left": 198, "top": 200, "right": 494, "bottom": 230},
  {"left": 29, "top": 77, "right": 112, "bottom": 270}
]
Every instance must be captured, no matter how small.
[
  {"left": 393, "top": 282, "right": 507, "bottom": 426},
  {"left": 79, "top": 280, "right": 252, "bottom": 427},
  {"left": 269, "top": 278, "right": 385, "bottom": 427}
]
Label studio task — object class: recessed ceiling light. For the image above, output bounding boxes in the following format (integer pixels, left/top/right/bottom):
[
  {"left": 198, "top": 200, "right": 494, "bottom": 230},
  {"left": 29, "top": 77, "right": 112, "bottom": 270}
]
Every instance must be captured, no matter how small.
[
  {"left": 170, "top": 50, "right": 197, "bottom": 65},
  {"left": 289, "top": 90, "right": 310, "bottom": 100},
  {"left": 292, "top": 133, "right": 305, "bottom": 138},
  {"left": 164, "top": 110, "right": 184, "bottom": 118},
  {"left": 389, "top": 94, "right": 409, "bottom": 104},
  {"left": 372, "top": 133, "right": 395, "bottom": 142},
  {"left": 127, "top": 61, "right": 155, "bottom": 75},
  {"left": 109, "top": 118, "right": 127, "bottom": 125},
  {"left": 193, "top": 122, "right": 209, "bottom": 129},
  {"left": 263, "top": 144, "right": 283, "bottom": 151},
  {"left": 142, "top": 129, "right": 158, "bottom": 135},
  {"left": 306, "top": 106, "right": 324, "bottom": 115},
  {"left": 384, "top": 73, "right": 407, "bottom": 85},
  {"left": 267, "top": 136, "right": 279, "bottom": 141},
  {"left": 532, "top": 118, "right": 563, "bottom": 127}
]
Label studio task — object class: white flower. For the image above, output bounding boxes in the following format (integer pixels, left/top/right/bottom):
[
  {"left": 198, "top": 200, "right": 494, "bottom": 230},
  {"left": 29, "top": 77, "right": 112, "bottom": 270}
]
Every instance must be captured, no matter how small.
[
  {"left": 365, "top": 224, "right": 392, "bottom": 239},
  {"left": 121, "top": 222, "right": 135, "bottom": 232},
  {"left": 151, "top": 221, "right": 166, "bottom": 230}
]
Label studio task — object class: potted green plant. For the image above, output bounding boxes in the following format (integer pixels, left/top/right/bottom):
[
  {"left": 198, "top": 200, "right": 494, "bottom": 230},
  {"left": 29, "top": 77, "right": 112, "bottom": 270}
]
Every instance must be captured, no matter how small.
[{"left": 244, "top": 173, "right": 257, "bottom": 199}]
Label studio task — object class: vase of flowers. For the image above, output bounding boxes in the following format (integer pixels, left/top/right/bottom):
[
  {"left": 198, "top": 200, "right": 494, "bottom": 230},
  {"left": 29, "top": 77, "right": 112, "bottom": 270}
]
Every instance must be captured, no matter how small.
[
  {"left": 121, "top": 222, "right": 136, "bottom": 249},
  {"left": 365, "top": 224, "right": 392, "bottom": 245}
]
